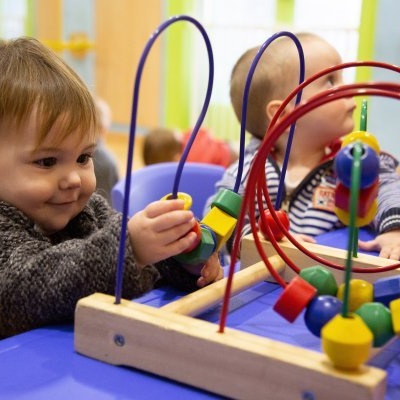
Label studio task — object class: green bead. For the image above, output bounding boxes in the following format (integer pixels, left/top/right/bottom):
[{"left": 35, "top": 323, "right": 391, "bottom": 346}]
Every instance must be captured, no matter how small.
[
  {"left": 174, "top": 225, "right": 216, "bottom": 265},
  {"left": 211, "top": 189, "right": 242, "bottom": 218},
  {"left": 355, "top": 302, "right": 394, "bottom": 347},
  {"left": 299, "top": 265, "right": 338, "bottom": 296}
]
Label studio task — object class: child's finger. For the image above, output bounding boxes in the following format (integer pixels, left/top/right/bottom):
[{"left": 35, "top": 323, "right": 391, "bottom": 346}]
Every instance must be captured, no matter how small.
[
  {"left": 152, "top": 212, "right": 195, "bottom": 233},
  {"left": 145, "top": 199, "right": 187, "bottom": 218}
]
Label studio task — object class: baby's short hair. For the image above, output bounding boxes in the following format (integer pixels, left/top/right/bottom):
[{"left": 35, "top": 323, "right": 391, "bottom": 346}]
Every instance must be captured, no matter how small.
[
  {"left": 230, "top": 32, "right": 320, "bottom": 139},
  {"left": 0, "top": 37, "right": 99, "bottom": 147}
]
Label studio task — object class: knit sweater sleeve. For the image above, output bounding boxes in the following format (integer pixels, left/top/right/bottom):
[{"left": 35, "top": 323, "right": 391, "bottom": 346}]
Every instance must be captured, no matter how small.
[
  {"left": 374, "top": 152, "right": 400, "bottom": 233},
  {"left": 0, "top": 194, "right": 197, "bottom": 338}
]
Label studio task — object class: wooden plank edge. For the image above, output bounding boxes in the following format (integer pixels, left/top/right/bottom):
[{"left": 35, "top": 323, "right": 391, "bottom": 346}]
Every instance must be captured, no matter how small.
[
  {"left": 74, "top": 293, "right": 386, "bottom": 400},
  {"left": 240, "top": 233, "right": 399, "bottom": 283},
  {"left": 161, "top": 256, "right": 285, "bottom": 316}
]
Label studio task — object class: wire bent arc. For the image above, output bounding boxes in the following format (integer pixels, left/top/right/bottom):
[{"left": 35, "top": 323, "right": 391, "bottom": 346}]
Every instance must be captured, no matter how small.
[
  {"left": 219, "top": 62, "right": 400, "bottom": 333},
  {"left": 114, "top": 15, "right": 214, "bottom": 304}
]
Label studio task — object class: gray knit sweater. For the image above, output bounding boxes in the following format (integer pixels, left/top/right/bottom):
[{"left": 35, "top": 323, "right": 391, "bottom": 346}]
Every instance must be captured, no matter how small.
[{"left": 0, "top": 193, "right": 199, "bottom": 338}]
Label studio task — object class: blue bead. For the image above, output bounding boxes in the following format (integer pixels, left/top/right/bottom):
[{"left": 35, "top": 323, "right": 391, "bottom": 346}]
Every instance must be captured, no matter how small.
[
  {"left": 334, "top": 143, "right": 379, "bottom": 189},
  {"left": 304, "top": 295, "right": 342, "bottom": 337},
  {"left": 374, "top": 276, "right": 400, "bottom": 306}
]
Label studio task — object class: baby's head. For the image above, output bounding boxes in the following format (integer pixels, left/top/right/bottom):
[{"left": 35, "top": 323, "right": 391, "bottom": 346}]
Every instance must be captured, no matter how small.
[
  {"left": 143, "top": 128, "right": 183, "bottom": 165},
  {"left": 0, "top": 37, "right": 100, "bottom": 235},
  {"left": 230, "top": 33, "right": 348, "bottom": 140}
]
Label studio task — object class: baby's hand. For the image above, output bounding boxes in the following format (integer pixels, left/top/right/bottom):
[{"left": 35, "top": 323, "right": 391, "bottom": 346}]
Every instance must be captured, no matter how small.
[
  {"left": 128, "top": 199, "right": 199, "bottom": 266},
  {"left": 358, "top": 229, "right": 400, "bottom": 260},
  {"left": 181, "top": 252, "right": 224, "bottom": 288},
  {"left": 287, "top": 233, "right": 316, "bottom": 243}
]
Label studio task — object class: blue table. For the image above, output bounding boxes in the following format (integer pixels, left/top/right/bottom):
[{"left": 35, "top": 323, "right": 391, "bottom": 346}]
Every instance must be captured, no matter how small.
[{"left": 1, "top": 228, "right": 399, "bottom": 399}]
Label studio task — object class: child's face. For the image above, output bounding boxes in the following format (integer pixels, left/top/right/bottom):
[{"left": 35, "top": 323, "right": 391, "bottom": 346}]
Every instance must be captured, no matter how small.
[
  {"left": 0, "top": 111, "right": 97, "bottom": 235},
  {"left": 295, "top": 38, "right": 356, "bottom": 145}
]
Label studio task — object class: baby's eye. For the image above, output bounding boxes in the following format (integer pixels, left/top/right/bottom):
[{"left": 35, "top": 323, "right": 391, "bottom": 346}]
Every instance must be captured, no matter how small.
[
  {"left": 326, "top": 75, "right": 335, "bottom": 87},
  {"left": 77, "top": 153, "right": 93, "bottom": 165},
  {"left": 35, "top": 157, "right": 57, "bottom": 168}
]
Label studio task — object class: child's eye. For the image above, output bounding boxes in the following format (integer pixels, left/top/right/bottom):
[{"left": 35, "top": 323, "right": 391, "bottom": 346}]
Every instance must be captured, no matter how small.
[
  {"left": 77, "top": 153, "right": 93, "bottom": 165},
  {"left": 35, "top": 157, "right": 57, "bottom": 168},
  {"left": 326, "top": 75, "right": 335, "bottom": 87}
]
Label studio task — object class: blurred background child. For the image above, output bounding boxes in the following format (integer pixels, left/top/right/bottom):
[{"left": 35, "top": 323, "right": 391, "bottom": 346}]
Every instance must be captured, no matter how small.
[{"left": 143, "top": 127, "right": 238, "bottom": 168}]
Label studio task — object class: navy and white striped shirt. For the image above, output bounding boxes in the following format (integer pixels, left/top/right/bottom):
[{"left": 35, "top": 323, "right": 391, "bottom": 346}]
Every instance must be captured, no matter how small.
[{"left": 204, "top": 136, "right": 400, "bottom": 244}]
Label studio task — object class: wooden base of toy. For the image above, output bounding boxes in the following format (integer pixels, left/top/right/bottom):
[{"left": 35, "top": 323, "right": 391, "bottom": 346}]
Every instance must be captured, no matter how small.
[
  {"left": 75, "top": 255, "right": 387, "bottom": 400},
  {"left": 240, "top": 233, "right": 400, "bottom": 283}
]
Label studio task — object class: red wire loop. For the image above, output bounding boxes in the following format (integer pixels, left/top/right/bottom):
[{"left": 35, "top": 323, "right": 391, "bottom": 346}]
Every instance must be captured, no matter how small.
[{"left": 218, "top": 60, "right": 400, "bottom": 333}]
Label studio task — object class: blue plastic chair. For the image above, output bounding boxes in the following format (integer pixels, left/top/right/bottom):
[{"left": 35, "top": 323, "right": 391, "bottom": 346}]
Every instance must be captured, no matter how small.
[{"left": 111, "top": 162, "right": 225, "bottom": 218}]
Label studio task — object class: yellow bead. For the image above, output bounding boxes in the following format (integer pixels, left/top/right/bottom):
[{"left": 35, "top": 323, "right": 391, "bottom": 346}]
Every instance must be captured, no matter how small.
[
  {"left": 322, "top": 314, "right": 373, "bottom": 370},
  {"left": 161, "top": 192, "right": 192, "bottom": 210},
  {"left": 337, "top": 279, "right": 373, "bottom": 312},
  {"left": 390, "top": 298, "right": 400, "bottom": 335},
  {"left": 335, "top": 200, "right": 377, "bottom": 227},
  {"left": 201, "top": 206, "right": 237, "bottom": 251},
  {"left": 341, "top": 130, "right": 380, "bottom": 154}
]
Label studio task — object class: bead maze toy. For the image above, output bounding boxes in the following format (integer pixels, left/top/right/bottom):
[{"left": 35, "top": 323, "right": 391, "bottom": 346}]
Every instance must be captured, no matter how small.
[{"left": 75, "top": 16, "right": 400, "bottom": 400}]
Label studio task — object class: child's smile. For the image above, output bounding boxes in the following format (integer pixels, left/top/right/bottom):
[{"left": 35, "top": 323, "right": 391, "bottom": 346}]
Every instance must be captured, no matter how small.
[{"left": 0, "top": 111, "right": 97, "bottom": 235}]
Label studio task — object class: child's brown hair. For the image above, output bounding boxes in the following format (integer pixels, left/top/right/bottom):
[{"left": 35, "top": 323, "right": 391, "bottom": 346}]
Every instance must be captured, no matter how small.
[
  {"left": 0, "top": 37, "right": 99, "bottom": 147},
  {"left": 143, "top": 128, "right": 183, "bottom": 165}
]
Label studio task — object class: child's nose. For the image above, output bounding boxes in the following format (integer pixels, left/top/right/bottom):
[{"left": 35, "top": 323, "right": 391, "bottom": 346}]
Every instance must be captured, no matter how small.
[
  {"left": 59, "top": 170, "right": 81, "bottom": 190},
  {"left": 346, "top": 96, "right": 357, "bottom": 111}
]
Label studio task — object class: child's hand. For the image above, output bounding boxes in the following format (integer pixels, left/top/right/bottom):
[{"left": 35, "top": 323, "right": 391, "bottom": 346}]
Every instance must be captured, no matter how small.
[
  {"left": 128, "top": 199, "right": 199, "bottom": 267},
  {"left": 181, "top": 252, "right": 224, "bottom": 288},
  {"left": 287, "top": 233, "right": 316, "bottom": 243},
  {"left": 358, "top": 229, "right": 400, "bottom": 260}
]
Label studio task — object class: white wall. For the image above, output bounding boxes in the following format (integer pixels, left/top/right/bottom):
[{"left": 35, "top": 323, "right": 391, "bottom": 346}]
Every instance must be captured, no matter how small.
[{"left": 369, "top": 0, "right": 400, "bottom": 160}]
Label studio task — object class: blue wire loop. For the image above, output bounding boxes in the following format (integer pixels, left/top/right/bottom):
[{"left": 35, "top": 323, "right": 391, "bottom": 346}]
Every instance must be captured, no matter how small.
[
  {"left": 114, "top": 15, "right": 214, "bottom": 304},
  {"left": 234, "top": 31, "right": 305, "bottom": 203}
]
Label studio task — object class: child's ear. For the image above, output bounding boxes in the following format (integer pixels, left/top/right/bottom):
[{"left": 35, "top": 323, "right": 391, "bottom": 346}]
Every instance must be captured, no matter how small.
[{"left": 266, "top": 100, "right": 294, "bottom": 122}]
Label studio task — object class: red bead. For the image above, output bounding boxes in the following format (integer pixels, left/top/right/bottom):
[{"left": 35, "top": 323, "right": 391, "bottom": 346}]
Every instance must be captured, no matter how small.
[
  {"left": 273, "top": 276, "right": 317, "bottom": 322},
  {"left": 258, "top": 209, "right": 290, "bottom": 242},
  {"left": 334, "top": 180, "right": 378, "bottom": 217}
]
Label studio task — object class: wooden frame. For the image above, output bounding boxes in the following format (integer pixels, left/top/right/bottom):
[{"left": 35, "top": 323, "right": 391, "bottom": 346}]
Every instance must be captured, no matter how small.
[
  {"left": 74, "top": 239, "right": 399, "bottom": 399},
  {"left": 240, "top": 233, "right": 400, "bottom": 283}
]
